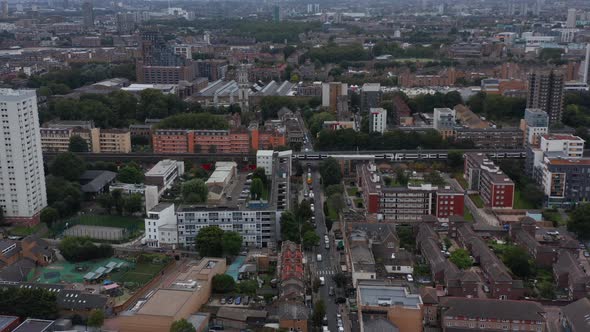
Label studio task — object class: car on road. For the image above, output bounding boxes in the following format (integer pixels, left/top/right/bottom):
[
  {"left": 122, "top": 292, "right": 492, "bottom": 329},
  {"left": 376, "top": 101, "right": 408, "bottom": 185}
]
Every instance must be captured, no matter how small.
[
  {"left": 584, "top": 251, "right": 590, "bottom": 257},
  {"left": 337, "top": 319, "right": 343, "bottom": 327},
  {"left": 319, "top": 277, "right": 325, "bottom": 286},
  {"left": 336, "top": 314, "right": 342, "bottom": 319},
  {"left": 317, "top": 254, "right": 322, "bottom": 262},
  {"left": 235, "top": 296, "right": 241, "bottom": 305},
  {"left": 329, "top": 287, "right": 335, "bottom": 296},
  {"left": 227, "top": 296, "right": 234, "bottom": 304},
  {"left": 220, "top": 298, "right": 226, "bottom": 305},
  {"left": 406, "top": 274, "right": 414, "bottom": 282},
  {"left": 338, "top": 327, "right": 344, "bottom": 332},
  {"left": 324, "top": 235, "right": 329, "bottom": 243},
  {"left": 325, "top": 243, "right": 330, "bottom": 249}
]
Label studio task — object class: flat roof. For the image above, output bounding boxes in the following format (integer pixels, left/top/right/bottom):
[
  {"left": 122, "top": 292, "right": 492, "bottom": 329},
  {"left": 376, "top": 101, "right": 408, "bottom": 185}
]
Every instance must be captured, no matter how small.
[
  {"left": 257, "top": 150, "right": 274, "bottom": 157},
  {"left": 547, "top": 158, "right": 590, "bottom": 166},
  {"left": 137, "top": 289, "right": 194, "bottom": 316},
  {"left": 12, "top": 319, "right": 54, "bottom": 332},
  {"left": 541, "top": 134, "right": 583, "bottom": 141},
  {"left": 145, "top": 159, "right": 180, "bottom": 176},
  {"left": 358, "top": 283, "right": 422, "bottom": 309}
]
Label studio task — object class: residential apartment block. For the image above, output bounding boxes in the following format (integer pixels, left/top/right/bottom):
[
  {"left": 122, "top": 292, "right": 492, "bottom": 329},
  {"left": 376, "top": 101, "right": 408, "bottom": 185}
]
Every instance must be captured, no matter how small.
[
  {"left": 519, "top": 108, "right": 548, "bottom": 147},
  {"left": 0, "top": 89, "right": 47, "bottom": 224},
  {"left": 527, "top": 70, "right": 565, "bottom": 125},
  {"left": 152, "top": 129, "right": 247, "bottom": 154},
  {"left": 321, "top": 82, "right": 347, "bottom": 114},
  {"left": 464, "top": 153, "right": 515, "bottom": 209},
  {"left": 40, "top": 122, "right": 131, "bottom": 153},
  {"left": 369, "top": 107, "right": 387, "bottom": 134},
  {"left": 360, "top": 83, "right": 381, "bottom": 112},
  {"left": 454, "top": 127, "right": 523, "bottom": 149},
  {"left": 358, "top": 163, "right": 464, "bottom": 222},
  {"left": 526, "top": 134, "right": 589, "bottom": 207}
]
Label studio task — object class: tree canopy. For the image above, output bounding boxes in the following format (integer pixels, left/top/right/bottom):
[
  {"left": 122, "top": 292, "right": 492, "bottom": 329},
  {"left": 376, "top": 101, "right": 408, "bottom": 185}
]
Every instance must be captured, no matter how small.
[
  {"left": 87, "top": 309, "right": 105, "bottom": 328},
  {"left": 58, "top": 237, "right": 114, "bottom": 262},
  {"left": 68, "top": 135, "right": 88, "bottom": 152},
  {"left": 170, "top": 319, "right": 196, "bottom": 332},
  {"left": 0, "top": 287, "right": 58, "bottom": 319},
  {"left": 155, "top": 113, "right": 228, "bottom": 130},
  {"left": 568, "top": 203, "right": 590, "bottom": 240},
  {"left": 195, "top": 226, "right": 224, "bottom": 257},
  {"left": 222, "top": 231, "right": 243, "bottom": 256},
  {"left": 49, "top": 152, "right": 86, "bottom": 181},
  {"left": 320, "top": 157, "right": 342, "bottom": 187},
  {"left": 212, "top": 274, "right": 236, "bottom": 293},
  {"left": 316, "top": 129, "right": 455, "bottom": 151},
  {"left": 182, "top": 179, "right": 209, "bottom": 203},
  {"left": 45, "top": 176, "right": 82, "bottom": 218},
  {"left": 502, "top": 246, "right": 533, "bottom": 278},
  {"left": 117, "top": 163, "right": 144, "bottom": 184},
  {"left": 449, "top": 249, "right": 472, "bottom": 269}
]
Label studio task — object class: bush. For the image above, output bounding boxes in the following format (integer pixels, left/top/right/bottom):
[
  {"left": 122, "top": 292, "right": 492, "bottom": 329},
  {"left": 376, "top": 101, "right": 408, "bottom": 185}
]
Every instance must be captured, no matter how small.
[
  {"left": 212, "top": 274, "right": 236, "bottom": 293},
  {"left": 58, "top": 237, "right": 114, "bottom": 262}
]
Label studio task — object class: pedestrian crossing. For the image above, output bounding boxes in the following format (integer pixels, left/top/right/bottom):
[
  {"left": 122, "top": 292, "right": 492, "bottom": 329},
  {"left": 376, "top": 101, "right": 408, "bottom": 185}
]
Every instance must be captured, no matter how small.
[{"left": 317, "top": 268, "right": 335, "bottom": 276}]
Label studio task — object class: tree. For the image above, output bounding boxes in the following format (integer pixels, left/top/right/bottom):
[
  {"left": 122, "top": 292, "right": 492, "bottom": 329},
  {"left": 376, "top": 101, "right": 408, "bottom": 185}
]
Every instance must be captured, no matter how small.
[
  {"left": 309, "top": 112, "right": 336, "bottom": 137},
  {"left": 448, "top": 150, "right": 464, "bottom": 170},
  {"left": 117, "top": 165, "right": 144, "bottom": 184},
  {"left": 124, "top": 193, "right": 143, "bottom": 215},
  {"left": 236, "top": 280, "right": 258, "bottom": 295},
  {"left": 537, "top": 281, "right": 555, "bottom": 299},
  {"left": 0, "top": 287, "right": 58, "bottom": 319},
  {"left": 111, "top": 189, "right": 124, "bottom": 215},
  {"left": 49, "top": 152, "right": 85, "bottom": 181},
  {"left": 395, "top": 167, "right": 408, "bottom": 186},
  {"left": 332, "top": 272, "right": 347, "bottom": 288},
  {"left": 280, "top": 211, "right": 300, "bottom": 243},
  {"left": 397, "top": 226, "right": 415, "bottom": 250},
  {"left": 45, "top": 176, "right": 82, "bottom": 217},
  {"left": 40, "top": 207, "right": 59, "bottom": 227},
  {"left": 222, "top": 231, "right": 243, "bottom": 256},
  {"left": 212, "top": 274, "right": 236, "bottom": 293},
  {"left": 182, "top": 179, "right": 208, "bottom": 203},
  {"left": 569, "top": 204, "right": 590, "bottom": 239},
  {"left": 58, "top": 237, "right": 114, "bottom": 262},
  {"left": 170, "top": 319, "right": 196, "bottom": 332},
  {"left": 87, "top": 309, "right": 104, "bottom": 328},
  {"left": 195, "top": 226, "right": 224, "bottom": 257},
  {"left": 252, "top": 168, "right": 268, "bottom": 186},
  {"left": 319, "top": 157, "right": 342, "bottom": 187},
  {"left": 449, "top": 249, "right": 472, "bottom": 269},
  {"left": 327, "top": 193, "right": 345, "bottom": 214},
  {"left": 424, "top": 171, "right": 445, "bottom": 186},
  {"left": 296, "top": 200, "right": 313, "bottom": 222},
  {"left": 325, "top": 184, "right": 344, "bottom": 197},
  {"left": 312, "top": 300, "right": 326, "bottom": 327},
  {"left": 302, "top": 230, "right": 320, "bottom": 249},
  {"left": 502, "top": 246, "right": 533, "bottom": 278},
  {"left": 97, "top": 193, "right": 114, "bottom": 214},
  {"left": 250, "top": 178, "right": 264, "bottom": 200},
  {"left": 68, "top": 135, "right": 88, "bottom": 152}
]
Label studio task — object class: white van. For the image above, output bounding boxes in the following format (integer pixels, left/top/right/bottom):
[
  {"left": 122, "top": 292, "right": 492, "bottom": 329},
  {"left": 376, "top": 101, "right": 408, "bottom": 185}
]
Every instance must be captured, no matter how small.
[{"left": 317, "top": 254, "right": 322, "bottom": 262}]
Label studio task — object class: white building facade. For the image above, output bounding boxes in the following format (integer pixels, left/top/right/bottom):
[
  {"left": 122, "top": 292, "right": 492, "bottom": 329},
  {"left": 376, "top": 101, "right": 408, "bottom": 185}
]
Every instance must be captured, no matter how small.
[
  {"left": 369, "top": 107, "right": 387, "bottom": 133},
  {"left": 0, "top": 89, "right": 47, "bottom": 224}
]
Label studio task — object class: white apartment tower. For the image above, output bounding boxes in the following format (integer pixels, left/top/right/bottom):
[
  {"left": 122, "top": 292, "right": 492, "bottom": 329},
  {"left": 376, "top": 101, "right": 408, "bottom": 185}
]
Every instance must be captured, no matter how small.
[
  {"left": 0, "top": 89, "right": 47, "bottom": 223},
  {"left": 566, "top": 8, "right": 577, "bottom": 28},
  {"left": 369, "top": 107, "right": 387, "bottom": 134}
]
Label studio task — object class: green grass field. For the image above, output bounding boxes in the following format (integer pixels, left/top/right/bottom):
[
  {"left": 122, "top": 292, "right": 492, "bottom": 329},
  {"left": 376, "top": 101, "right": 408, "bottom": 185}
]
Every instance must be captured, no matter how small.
[
  {"left": 110, "top": 255, "right": 169, "bottom": 286},
  {"left": 469, "top": 194, "right": 484, "bottom": 208},
  {"left": 346, "top": 187, "right": 359, "bottom": 197},
  {"left": 464, "top": 209, "right": 474, "bottom": 221},
  {"left": 10, "top": 223, "right": 45, "bottom": 237}
]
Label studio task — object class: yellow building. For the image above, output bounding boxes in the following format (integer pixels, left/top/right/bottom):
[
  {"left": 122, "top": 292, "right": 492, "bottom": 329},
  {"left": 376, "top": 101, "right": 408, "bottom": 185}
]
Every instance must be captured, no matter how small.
[{"left": 40, "top": 126, "right": 131, "bottom": 153}]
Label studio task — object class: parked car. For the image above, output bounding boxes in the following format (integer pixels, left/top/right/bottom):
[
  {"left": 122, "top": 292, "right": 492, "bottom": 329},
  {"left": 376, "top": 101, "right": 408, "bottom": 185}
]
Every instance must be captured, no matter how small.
[
  {"left": 235, "top": 296, "right": 241, "bottom": 305},
  {"left": 482, "top": 285, "right": 490, "bottom": 293},
  {"left": 220, "top": 298, "right": 226, "bottom": 305},
  {"left": 227, "top": 296, "right": 234, "bottom": 304},
  {"left": 329, "top": 287, "right": 335, "bottom": 296},
  {"left": 584, "top": 251, "right": 590, "bottom": 257},
  {"left": 243, "top": 296, "right": 249, "bottom": 305},
  {"left": 406, "top": 274, "right": 414, "bottom": 282}
]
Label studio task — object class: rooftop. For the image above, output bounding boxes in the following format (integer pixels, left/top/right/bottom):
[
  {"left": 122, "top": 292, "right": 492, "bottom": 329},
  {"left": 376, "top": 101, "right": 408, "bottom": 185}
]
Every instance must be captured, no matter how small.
[
  {"left": 0, "top": 315, "right": 18, "bottom": 330},
  {"left": 358, "top": 282, "right": 422, "bottom": 309},
  {"left": 441, "top": 297, "right": 545, "bottom": 322},
  {"left": 12, "top": 319, "right": 54, "bottom": 332},
  {"left": 362, "top": 83, "right": 381, "bottom": 92},
  {"left": 541, "top": 134, "right": 584, "bottom": 141},
  {"left": 145, "top": 159, "right": 181, "bottom": 177},
  {"left": 0, "top": 88, "right": 36, "bottom": 100},
  {"left": 562, "top": 297, "right": 590, "bottom": 332}
]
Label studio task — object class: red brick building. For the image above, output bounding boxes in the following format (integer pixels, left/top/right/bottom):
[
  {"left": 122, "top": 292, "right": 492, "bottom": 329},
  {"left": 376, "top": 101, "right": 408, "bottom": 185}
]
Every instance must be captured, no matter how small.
[
  {"left": 152, "top": 129, "right": 250, "bottom": 154},
  {"left": 464, "top": 153, "right": 515, "bottom": 209}
]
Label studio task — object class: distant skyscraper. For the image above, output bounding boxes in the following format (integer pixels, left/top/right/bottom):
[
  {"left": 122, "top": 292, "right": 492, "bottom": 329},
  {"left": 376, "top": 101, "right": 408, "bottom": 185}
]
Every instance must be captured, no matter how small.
[
  {"left": 116, "top": 12, "right": 136, "bottom": 35},
  {"left": 566, "top": 8, "right": 576, "bottom": 28},
  {"left": 0, "top": 89, "right": 47, "bottom": 224},
  {"left": 82, "top": 0, "right": 94, "bottom": 28},
  {"left": 527, "top": 71, "right": 565, "bottom": 125},
  {"left": 1, "top": 1, "right": 7, "bottom": 18}
]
